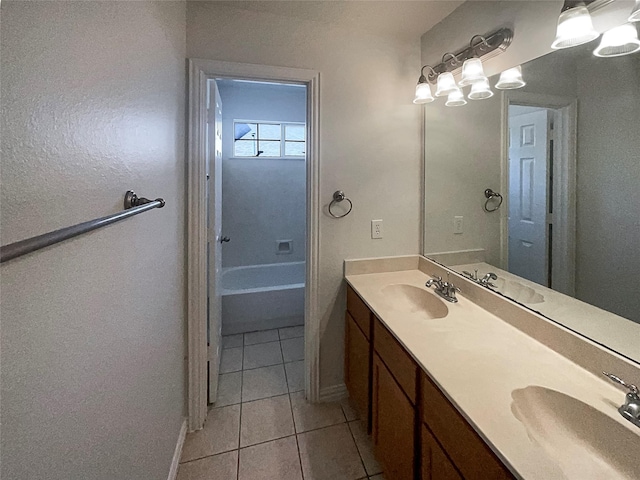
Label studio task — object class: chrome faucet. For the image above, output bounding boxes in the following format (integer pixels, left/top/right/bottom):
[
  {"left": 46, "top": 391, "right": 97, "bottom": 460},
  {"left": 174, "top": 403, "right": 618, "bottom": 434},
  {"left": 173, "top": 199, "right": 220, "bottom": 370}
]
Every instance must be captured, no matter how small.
[
  {"left": 426, "top": 274, "right": 461, "bottom": 303},
  {"left": 479, "top": 272, "right": 498, "bottom": 288},
  {"left": 603, "top": 372, "right": 640, "bottom": 428}
]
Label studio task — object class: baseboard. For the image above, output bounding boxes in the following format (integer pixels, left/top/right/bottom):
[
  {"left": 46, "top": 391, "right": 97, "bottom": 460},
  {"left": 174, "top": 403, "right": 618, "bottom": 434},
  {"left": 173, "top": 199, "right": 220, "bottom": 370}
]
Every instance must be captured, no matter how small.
[
  {"left": 167, "top": 418, "right": 188, "bottom": 480},
  {"left": 319, "top": 383, "right": 348, "bottom": 402}
]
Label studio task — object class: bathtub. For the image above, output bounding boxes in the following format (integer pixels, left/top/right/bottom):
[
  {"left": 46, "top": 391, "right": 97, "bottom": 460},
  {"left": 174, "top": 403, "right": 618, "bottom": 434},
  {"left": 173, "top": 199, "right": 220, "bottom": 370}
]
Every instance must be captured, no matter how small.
[{"left": 221, "top": 261, "right": 305, "bottom": 335}]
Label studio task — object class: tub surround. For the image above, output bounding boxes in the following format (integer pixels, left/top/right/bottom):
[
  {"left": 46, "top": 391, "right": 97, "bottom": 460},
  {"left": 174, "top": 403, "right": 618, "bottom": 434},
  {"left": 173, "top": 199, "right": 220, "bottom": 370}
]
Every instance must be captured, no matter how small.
[{"left": 344, "top": 255, "right": 640, "bottom": 479}]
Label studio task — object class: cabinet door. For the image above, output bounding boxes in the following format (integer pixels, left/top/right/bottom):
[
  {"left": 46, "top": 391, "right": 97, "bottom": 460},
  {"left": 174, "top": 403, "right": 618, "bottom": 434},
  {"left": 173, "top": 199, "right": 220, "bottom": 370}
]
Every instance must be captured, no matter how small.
[
  {"left": 372, "top": 353, "right": 415, "bottom": 480},
  {"left": 421, "top": 425, "right": 462, "bottom": 480},
  {"left": 345, "top": 312, "right": 370, "bottom": 422}
]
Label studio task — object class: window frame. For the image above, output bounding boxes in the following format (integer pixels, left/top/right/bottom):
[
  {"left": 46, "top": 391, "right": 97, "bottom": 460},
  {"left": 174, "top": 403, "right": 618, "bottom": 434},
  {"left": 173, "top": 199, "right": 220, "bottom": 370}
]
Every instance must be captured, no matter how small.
[{"left": 232, "top": 120, "right": 306, "bottom": 159}]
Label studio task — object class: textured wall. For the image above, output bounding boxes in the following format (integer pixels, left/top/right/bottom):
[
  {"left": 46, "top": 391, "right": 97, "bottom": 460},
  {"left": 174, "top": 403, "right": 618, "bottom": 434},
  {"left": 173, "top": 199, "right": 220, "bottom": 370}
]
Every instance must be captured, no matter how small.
[
  {"left": 0, "top": 2, "right": 187, "bottom": 479},
  {"left": 188, "top": 1, "right": 423, "bottom": 392},
  {"left": 217, "top": 81, "right": 307, "bottom": 268}
]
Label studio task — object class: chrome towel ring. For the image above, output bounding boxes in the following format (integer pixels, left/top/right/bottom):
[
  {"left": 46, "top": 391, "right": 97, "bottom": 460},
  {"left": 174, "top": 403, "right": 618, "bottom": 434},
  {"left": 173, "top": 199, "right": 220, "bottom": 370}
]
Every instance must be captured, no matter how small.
[
  {"left": 329, "top": 190, "right": 353, "bottom": 218},
  {"left": 484, "top": 188, "right": 503, "bottom": 212}
]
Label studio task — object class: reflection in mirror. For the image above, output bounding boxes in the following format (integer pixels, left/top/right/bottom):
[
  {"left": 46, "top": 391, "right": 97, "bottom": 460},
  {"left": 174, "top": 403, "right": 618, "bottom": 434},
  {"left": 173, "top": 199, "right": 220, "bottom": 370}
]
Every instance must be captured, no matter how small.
[{"left": 423, "top": 40, "right": 640, "bottom": 363}]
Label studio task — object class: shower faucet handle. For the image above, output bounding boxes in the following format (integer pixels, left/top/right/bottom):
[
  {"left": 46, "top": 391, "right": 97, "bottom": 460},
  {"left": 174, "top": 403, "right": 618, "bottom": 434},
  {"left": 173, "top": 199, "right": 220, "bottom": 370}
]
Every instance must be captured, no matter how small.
[{"left": 219, "top": 236, "right": 231, "bottom": 243}]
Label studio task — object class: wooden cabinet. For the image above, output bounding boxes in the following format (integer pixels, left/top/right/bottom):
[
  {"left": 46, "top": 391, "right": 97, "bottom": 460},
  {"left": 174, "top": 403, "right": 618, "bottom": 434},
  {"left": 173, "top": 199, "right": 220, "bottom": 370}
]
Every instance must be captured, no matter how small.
[
  {"left": 421, "top": 425, "right": 462, "bottom": 480},
  {"left": 372, "top": 352, "right": 416, "bottom": 480},
  {"left": 345, "top": 312, "right": 370, "bottom": 423}
]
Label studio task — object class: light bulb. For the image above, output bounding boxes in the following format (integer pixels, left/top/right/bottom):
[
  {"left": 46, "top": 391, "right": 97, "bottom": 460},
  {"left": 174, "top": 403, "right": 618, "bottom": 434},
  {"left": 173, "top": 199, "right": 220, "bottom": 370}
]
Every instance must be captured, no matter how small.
[
  {"left": 551, "top": 4, "right": 599, "bottom": 49},
  {"left": 445, "top": 89, "right": 467, "bottom": 107},
  {"left": 593, "top": 23, "right": 640, "bottom": 57},
  {"left": 459, "top": 58, "right": 488, "bottom": 87},
  {"left": 435, "top": 72, "right": 459, "bottom": 97},
  {"left": 629, "top": 0, "right": 640, "bottom": 22},
  {"left": 413, "top": 82, "right": 434, "bottom": 104},
  {"left": 495, "top": 66, "right": 526, "bottom": 90}
]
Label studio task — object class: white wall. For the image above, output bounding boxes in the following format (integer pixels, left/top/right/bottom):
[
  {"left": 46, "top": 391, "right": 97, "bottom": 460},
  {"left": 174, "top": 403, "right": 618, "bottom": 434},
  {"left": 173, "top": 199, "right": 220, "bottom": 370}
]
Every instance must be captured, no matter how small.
[
  {"left": 188, "top": 2, "right": 423, "bottom": 391},
  {"left": 217, "top": 81, "right": 307, "bottom": 268},
  {"left": 0, "top": 2, "right": 186, "bottom": 479}
]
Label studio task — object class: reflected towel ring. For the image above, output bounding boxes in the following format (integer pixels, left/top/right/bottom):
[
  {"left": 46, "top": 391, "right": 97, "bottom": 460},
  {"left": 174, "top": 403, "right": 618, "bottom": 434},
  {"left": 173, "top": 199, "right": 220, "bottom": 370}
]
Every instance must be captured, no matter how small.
[
  {"left": 484, "top": 188, "right": 503, "bottom": 212},
  {"left": 329, "top": 190, "right": 353, "bottom": 218}
]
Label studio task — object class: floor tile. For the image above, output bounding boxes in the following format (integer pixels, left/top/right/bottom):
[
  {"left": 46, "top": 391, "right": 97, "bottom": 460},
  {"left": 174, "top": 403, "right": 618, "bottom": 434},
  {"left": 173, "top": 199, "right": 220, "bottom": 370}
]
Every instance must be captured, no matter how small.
[
  {"left": 222, "top": 333, "right": 243, "bottom": 349},
  {"left": 180, "top": 404, "right": 240, "bottom": 462},
  {"left": 298, "top": 423, "right": 366, "bottom": 480},
  {"left": 290, "top": 391, "right": 346, "bottom": 433},
  {"left": 341, "top": 397, "right": 360, "bottom": 422},
  {"left": 281, "top": 337, "right": 304, "bottom": 362},
  {"left": 213, "top": 371, "right": 242, "bottom": 408},
  {"left": 285, "top": 360, "right": 305, "bottom": 392},
  {"left": 369, "top": 475, "right": 386, "bottom": 480},
  {"left": 244, "top": 329, "right": 279, "bottom": 345},
  {"left": 349, "top": 420, "right": 382, "bottom": 476},
  {"left": 240, "top": 394, "right": 294, "bottom": 447},
  {"left": 220, "top": 346, "right": 243, "bottom": 374},
  {"left": 177, "top": 450, "right": 238, "bottom": 480},
  {"left": 243, "top": 340, "right": 283, "bottom": 370},
  {"left": 238, "top": 436, "right": 303, "bottom": 480},
  {"left": 242, "top": 364, "right": 288, "bottom": 402},
  {"left": 279, "top": 325, "right": 304, "bottom": 340}
]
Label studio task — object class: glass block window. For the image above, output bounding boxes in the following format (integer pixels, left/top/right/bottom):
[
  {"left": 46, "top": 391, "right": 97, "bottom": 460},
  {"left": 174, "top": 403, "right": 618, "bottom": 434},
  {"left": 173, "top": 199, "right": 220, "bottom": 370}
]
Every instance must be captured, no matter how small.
[{"left": 234, "top": 121, "right": 305, "bottom": 157}]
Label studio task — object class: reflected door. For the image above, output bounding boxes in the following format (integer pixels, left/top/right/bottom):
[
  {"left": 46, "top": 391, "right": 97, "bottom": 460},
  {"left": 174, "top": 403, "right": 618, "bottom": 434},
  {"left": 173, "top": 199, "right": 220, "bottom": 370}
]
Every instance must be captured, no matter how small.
[{"left": 508, "top": 109, "right": 550, "bottom": 286}]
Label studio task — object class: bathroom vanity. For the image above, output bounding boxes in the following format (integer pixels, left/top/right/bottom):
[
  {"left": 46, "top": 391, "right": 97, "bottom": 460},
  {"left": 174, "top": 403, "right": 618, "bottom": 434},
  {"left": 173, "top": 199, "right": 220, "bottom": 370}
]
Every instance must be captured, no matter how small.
[{"left": 344, "top": 255, "right": 640, "bottom": 480}]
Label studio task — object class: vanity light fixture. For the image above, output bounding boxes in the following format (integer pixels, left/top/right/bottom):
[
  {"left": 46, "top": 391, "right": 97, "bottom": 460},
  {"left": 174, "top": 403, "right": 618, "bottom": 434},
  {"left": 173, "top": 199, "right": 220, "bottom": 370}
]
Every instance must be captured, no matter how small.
[
  {"left": 629, "top": 0, "right": 640, "bottom": 22},
  {"left": 445, "top": 89, "right": 467, "bottom": 107},
  {"left": 495, "top": 66, "right": 527, "bottom": 89},
  {"left": 413, "top": 66, "right": 435, "bottom": 104},
  {"left": 551, "top": 1, "right": 599, "bottom": 49},
  {"left": 468, "top": 79, "right": 494, "bottom": 100},
  {"left": 593, "top": 23, "right": 640, "bottom": 57},
  {"left": 414, "top": 27, "right": 513, "bottom": 106}
]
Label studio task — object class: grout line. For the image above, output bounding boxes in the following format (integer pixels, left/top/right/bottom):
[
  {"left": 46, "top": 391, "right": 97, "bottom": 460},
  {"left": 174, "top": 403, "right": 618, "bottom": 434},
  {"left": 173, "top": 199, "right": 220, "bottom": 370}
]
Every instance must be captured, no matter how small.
[
  {"left": 346, "top": 419, "right": 369, "bottom": 477},
  {"left": 290, "top": 390, "right": 306, "bottom": 480},
  {"left": 237, "top": 391, "right": 243, "bottom": 480}
]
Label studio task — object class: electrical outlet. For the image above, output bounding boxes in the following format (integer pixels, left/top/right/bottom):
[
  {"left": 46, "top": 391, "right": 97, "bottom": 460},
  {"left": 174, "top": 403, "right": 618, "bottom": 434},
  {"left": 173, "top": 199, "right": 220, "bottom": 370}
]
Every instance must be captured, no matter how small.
[
  {"left": 371, "top": 219, "right": 383, "bottom": 239},
  {"left": 453, "top": 216, "right": 464, "bottom": 234}
]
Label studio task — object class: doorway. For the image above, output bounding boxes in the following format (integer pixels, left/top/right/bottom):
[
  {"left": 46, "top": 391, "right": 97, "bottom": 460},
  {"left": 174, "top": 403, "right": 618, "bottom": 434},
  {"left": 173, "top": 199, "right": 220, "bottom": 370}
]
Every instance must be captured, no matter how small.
[
  {"left": 502, "top": 93, "right": 577, "bottom": 296},
  {"left": 187, "top": 60, "right": 320, "bottom": 431}
]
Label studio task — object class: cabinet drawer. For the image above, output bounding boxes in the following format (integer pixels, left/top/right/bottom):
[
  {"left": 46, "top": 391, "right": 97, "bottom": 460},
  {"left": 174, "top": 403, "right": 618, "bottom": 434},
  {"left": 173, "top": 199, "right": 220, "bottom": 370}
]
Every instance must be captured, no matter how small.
[
  {"left": 421, "top": 372, "right": 514, "bottom": 480},
  {"left": 374, "top": 318, "right": 418, "bottom": 404},
  {"left": 347, "top": 285, "right": 371, "bottom": 340}
]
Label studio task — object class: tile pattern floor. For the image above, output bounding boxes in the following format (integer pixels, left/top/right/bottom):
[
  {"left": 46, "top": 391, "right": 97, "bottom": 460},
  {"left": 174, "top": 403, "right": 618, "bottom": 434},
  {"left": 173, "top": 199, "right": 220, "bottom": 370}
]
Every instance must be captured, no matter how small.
[{"left": 178, "top": 326, "right": 385, "bottom": 480}]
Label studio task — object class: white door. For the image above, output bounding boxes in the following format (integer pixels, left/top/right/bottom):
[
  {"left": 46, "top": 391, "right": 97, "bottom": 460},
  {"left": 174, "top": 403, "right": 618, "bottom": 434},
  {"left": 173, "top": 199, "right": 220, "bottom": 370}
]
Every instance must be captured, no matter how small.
[
  {"left": 508, "top": 109, "right": 550, "bottom": 286},
  {"left": 207, "top": 81, "right": 224, "bottom": 402}
]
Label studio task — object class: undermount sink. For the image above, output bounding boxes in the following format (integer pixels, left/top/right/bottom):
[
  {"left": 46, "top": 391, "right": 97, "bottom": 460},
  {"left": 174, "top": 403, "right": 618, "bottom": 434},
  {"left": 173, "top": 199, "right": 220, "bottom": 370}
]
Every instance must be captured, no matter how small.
[
  {"left": 511, "top": 386, "right": 640, "bottom": 479},
  {"left": 380, "top": 284, "right": 448, "bottom": 319},
  {"left": 494, "top": 279, "right": 545, "bottom": 304}
]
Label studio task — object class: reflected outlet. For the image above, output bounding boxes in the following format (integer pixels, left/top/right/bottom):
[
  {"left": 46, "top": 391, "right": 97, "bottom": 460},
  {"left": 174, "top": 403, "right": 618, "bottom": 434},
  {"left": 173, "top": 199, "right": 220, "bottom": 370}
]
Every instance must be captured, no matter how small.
[{"left": 454, "top": 216, "right": 463, "bottom": 234}]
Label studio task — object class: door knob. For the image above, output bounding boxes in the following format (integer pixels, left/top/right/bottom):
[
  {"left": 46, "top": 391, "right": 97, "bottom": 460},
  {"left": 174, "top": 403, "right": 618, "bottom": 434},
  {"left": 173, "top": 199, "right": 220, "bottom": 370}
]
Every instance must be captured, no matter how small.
[{"left": 219, "top": 236, "right": 230, "bottom": 243}]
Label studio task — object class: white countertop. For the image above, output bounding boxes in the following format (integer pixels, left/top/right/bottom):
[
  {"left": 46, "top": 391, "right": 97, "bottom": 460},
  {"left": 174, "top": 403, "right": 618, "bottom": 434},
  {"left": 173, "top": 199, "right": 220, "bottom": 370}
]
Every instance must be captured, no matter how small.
[{"left": 345, "top": 261, "right": 640, "bottom": 480}]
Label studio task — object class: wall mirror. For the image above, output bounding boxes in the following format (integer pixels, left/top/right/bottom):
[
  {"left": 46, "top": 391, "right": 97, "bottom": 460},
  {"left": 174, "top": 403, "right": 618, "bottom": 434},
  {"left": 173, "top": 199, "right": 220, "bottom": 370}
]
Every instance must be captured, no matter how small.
[{"left": 423, "top": 36, "right": 640, "bottom": 364}]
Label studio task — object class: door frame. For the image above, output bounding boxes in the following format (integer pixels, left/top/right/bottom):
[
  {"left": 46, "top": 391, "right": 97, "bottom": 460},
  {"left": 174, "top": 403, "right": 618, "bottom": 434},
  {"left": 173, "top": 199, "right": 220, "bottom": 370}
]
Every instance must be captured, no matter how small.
[
  {"left": 500, "top": 91, "right": 577, "bottom": 295},
  {"left": 187, "top": 59, "right": 321, "bottom": 431}
]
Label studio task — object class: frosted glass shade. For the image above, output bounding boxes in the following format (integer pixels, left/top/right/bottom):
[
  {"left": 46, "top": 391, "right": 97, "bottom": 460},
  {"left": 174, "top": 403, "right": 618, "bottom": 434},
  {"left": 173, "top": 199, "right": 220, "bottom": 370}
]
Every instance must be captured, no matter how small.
[
  {"left": 495, "top": 66, "right": 526, "bottom": 89},
  {"left": 551, "top": 5, "right": 599, "bottom": 49},
  {"left": 629, "top": 0, "right": 640, "bottom": 22},
  {"left": 593, "top": 23, "right": 640, "bottom": 57},
  {"left": 468, "top": 79, "right": 494, "bottom": 100},
  {"left": 459, "top": 58, "right": 488, "bottom": 87},
  {"left": 413, "top": 82, "right": 434, "bottom": 104},
  {"left": 445, "top": 89, "right": 467, "bottom": 107},
  {"left": 435, "top": 72, "right": 459, "bottom": 97}
]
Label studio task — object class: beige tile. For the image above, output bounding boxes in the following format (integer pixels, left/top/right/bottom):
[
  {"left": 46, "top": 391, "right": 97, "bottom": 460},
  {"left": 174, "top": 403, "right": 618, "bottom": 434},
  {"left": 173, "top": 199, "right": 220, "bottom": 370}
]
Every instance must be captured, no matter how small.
[
  {"left": 369, "top": 475, "right": 386, "bottom": 480},
  {"left": 244, "top": 329, "right": 279, "bottom": 345},
  {"left": 243, "top": 340, "right": 283, "bottom": 370},
  {"left": 240, "top": 394, "right": 294, "bottom": 447},
  {"left": 279, "top": 325, "right": 304, "bottom": 340},
  {"left": 285, "top": 360, "right": 305, "bottom": 392},
  {"left": 290, "top": 391, "right": 346, "bottom": 433},
  {"left": 298, "top": 424, "right": 366, "bottom": 480},
  {"left": 281, "top": 337, "right": 304, "bottom": 362},
  {"left": 213, "top": 371, "right": 242, "bottom": 408},
  {"left": 177, "top": 450, "right": 238, "bottom": 480},
  {"left": 348, "top": 420, "right": 381, "bottom": 476},
  {"left": 222, "top": 333, "right": 243, "bottom": 349},
  {"left": 180, "top": 404, "right": 240, "bottom": 462},
  {"left": 340, "top": 397, "right": 360, "bottom": 422},
  {"left": 238, "top": 436, "right": 303, "bottom": 480},
  {"left": 242, "top": 364, "right": 288, "bottom": 402},
  {"left": 220, "top": 346, "right": 243, "bottom": 373}
]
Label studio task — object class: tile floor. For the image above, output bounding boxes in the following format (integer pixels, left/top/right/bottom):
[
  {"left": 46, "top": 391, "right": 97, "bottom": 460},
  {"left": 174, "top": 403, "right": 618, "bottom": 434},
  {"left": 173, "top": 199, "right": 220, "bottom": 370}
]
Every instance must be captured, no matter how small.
[{"left": 178, "top": 326, "right": 385, "bottom": 480}]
